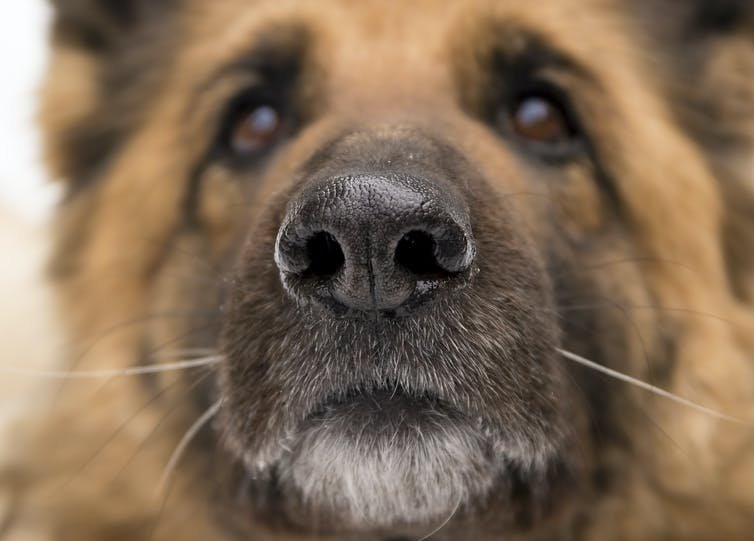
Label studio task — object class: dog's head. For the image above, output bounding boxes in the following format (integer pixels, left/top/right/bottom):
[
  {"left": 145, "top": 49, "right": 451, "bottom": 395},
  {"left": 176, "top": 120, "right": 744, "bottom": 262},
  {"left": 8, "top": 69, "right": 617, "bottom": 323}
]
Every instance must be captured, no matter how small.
[{"left": 40, "top": 0, "right": 754, "bottom": 539}]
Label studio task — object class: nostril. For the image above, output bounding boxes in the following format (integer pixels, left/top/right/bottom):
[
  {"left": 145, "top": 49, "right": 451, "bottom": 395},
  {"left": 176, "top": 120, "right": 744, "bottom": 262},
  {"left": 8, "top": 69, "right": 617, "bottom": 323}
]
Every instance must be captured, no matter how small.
[
  {"left": 395, "top": 230, "right": 449, "bottom": 279},
  {"left": 305, "top": 231, "right": 345, "bottom": 278},
  {"left": 276, "top": 175, "right": 475, "bottom": 314}
]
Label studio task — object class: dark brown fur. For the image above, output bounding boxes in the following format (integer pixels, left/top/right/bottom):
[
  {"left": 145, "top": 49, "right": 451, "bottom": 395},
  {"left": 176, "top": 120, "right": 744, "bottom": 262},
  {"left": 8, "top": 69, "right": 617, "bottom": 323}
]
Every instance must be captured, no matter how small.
[{"left": 5, "top": 1, "right": 754, "bottom": 540}]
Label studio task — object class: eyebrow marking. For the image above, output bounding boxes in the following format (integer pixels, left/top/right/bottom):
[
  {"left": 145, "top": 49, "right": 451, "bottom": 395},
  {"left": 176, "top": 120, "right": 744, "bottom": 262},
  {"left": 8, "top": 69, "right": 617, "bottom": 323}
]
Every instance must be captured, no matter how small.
[
  {"left": 192, "top": 22, "right": 312, "bottom": 101},
  {"left": 487, "top": 25, "right": 593, "bottom": 84}
]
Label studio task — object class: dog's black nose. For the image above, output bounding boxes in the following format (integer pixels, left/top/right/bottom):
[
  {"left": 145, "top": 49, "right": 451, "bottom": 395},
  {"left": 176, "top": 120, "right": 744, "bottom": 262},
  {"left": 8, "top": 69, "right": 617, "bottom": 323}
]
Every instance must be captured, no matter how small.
[{"left": 275, "top": 174, "right": 475, "bottom": 315}]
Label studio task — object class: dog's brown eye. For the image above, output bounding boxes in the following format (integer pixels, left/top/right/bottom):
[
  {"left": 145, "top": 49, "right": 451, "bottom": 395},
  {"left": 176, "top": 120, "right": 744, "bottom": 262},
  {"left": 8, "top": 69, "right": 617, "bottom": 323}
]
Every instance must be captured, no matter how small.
[
  {"left": 511, "top": 95, "right": 572, "bottom": 144},
  {"left": 228, "top": 104, "right": 283, "bottom": 155}
]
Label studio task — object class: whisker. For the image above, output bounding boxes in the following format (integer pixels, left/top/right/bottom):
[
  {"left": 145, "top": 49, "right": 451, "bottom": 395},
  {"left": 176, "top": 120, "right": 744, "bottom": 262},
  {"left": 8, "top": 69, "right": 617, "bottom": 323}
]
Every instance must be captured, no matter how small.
[
  {"left": 557, "top": 348, "right": 753, "bottom": 426},
  {"left": 146, "top": 348, "right": 217, "bottom": 359},
  {"left": 66, "top": 311, "right": 218, "bottom": 366},
  {"left": 157, "top": 399, "right": 223, "bottom": 495},
  {"left": 1, "top": 355, "right": 222, "bottom": 380},
  {"left": 112, "top": 370, "right": 215, "bottom": 484},
  {"left": 51, "top": 318, "right": 219, "bottom": 402},
  {"left": 58, "top": 379, "right": 182, "bottom": 491},
  {"left": 416, "top": 495, "right": 462, "bottom": 541}
]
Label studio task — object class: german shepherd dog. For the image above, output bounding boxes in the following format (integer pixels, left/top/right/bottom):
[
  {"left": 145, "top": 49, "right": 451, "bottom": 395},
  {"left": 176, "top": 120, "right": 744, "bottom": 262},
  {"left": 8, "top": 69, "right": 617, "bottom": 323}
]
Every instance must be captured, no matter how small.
[{"left": 4, "top": 1, "right": 754, "bottom": 540}]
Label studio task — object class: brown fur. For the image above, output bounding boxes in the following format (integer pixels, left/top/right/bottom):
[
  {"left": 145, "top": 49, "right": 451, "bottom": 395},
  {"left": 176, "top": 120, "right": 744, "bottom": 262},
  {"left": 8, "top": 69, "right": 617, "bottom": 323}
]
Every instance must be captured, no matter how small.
[{"left": 5, "top": 1, "right": 754, "bottom": 540}]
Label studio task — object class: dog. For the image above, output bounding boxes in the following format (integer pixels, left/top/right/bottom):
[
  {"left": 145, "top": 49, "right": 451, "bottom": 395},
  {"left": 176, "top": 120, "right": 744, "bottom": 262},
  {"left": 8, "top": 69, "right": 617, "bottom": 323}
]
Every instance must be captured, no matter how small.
[{"left": 4, "top": 0, "right": 754, "bottom": 540}]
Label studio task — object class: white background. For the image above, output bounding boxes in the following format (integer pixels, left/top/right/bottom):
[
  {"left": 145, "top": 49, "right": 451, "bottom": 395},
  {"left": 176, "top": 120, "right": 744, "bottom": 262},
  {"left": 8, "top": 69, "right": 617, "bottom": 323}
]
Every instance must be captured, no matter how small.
[
  {"left": 0, "top": 1, "right": 58, "bottom": 221},
  {"left": 0, "top": 2, "right": 62, "bottom": 442}
]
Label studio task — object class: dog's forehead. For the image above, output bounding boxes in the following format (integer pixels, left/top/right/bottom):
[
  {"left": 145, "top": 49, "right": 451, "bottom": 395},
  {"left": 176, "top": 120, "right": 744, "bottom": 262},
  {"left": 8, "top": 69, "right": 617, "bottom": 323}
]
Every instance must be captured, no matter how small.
[
  {"left": 181, "top": 0, "right": 623, "bottom": 83},
  {"left": 185, "top": 0, "right": 613, "bottom": 29}
]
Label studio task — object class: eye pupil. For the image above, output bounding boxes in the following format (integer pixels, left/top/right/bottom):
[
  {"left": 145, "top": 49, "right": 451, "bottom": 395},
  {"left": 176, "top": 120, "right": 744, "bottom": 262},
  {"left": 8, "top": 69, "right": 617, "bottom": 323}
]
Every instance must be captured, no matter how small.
[
  {"left": 511, "top": 95, "right": 570, "bottom": 144},
  {"left": 518, "top": 98, "right": 551, "bottom": 126},
  {"left": 248, "top": 106, "right": 279, "bottom": 133},
  {"left": 230, "top": 104, "right": 282, "bottom": 154}
]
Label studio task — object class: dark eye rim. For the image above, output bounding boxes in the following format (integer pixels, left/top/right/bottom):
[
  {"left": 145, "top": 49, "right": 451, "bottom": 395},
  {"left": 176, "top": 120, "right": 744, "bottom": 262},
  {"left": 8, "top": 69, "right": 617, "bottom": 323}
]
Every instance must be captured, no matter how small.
[
  {"left": 215, "top": 86, "right": 296, "bottom": 167},
  {"left": 499, "top": 80, "right": 586, "bottom": 163}
]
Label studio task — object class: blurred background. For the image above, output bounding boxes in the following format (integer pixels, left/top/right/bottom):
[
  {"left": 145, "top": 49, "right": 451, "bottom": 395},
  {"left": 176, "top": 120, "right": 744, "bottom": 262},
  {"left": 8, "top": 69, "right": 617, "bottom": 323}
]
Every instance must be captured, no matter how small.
[
  {"left": 0, "top": 1, "right": 63, "bottom": 459},
  {"left": 0, "top": 0, "right": 57, "bottom": 220}
]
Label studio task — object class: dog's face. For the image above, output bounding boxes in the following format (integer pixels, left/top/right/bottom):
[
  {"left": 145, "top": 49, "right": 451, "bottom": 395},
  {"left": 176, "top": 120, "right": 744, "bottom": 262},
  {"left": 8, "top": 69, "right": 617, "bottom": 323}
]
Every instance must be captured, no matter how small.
[{"left": 34, "top": 0, "right": 754, "bottom": 539}]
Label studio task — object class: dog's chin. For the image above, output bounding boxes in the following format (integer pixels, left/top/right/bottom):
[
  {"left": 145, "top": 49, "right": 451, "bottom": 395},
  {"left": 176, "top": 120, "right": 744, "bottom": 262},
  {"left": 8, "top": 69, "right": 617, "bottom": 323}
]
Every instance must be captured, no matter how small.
[{"left": 248, "top": 391, "right": 500, "bottom": 532}]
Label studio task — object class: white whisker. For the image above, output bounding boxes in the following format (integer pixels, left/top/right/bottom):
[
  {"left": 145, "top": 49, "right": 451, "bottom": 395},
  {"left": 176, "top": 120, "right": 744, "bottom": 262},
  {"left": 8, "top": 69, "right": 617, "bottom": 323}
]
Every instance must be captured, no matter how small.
[
  {"left": 557, "top": 348, "right": 752, "bottom": 426},
  {"left": 147, "top": 348, "right": 217, "bottom": 359},
  {"left": 1, "top": 355, "right": 223, "bottom": 380},
  {"left": 158, "top": 399, "right": 223, "bottom": 495},
  {"left": 416, "top": 495, "right": 461, "bottom": 541}
]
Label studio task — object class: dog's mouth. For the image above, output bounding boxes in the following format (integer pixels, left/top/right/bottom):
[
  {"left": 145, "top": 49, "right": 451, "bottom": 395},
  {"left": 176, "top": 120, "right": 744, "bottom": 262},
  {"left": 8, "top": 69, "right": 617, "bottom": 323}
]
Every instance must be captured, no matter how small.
[
  {"left": 274, "top": 381, "right": 491, "bottom": 478},
  {"left": 296, "top": 385, "right": 486, "bottom": 454},
  {"left": 218, "top": 282, "right": 574, "bottom": 531},
  {"left": 218, "top": 306, "right": 577, "bottom": 534},
  {"left": 262, "top": 381, "right": 499, "bottom": 533},
  {"left": 305, "top": 385, "right": 464, "bottom": 430}
]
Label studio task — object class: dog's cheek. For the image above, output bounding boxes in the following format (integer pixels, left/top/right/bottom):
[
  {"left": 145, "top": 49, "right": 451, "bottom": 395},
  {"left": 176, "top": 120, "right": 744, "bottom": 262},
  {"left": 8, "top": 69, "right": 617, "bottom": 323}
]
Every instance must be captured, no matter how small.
[{"left": 194, "top": 165, "right": 251, "bottom": 256}]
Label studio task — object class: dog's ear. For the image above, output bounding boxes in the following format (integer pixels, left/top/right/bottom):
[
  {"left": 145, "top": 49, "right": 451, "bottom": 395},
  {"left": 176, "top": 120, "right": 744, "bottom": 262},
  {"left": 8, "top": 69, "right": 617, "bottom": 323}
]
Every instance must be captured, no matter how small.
[{"left": 50, "top": 0, "right": 177, "bottom": 53}]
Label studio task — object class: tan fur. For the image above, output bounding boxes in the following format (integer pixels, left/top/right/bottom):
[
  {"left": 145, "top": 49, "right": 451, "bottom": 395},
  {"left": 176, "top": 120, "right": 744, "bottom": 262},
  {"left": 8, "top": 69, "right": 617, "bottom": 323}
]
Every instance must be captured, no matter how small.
[{"left": 5, "top": 1, "right": 754, "bottom": 539}]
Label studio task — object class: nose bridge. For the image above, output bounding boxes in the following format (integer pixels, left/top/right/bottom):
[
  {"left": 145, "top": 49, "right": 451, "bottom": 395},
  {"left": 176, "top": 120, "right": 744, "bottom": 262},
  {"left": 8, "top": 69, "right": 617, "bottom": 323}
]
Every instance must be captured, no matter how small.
[
  {"left": 323, "top": 23, "right": 456, "bottom": 126},
  {"left": 297, "top": 124, "right": 465, "bottom": 198},
  {"left": 330, "top": 93, "right": 458, "bottom": 139}
]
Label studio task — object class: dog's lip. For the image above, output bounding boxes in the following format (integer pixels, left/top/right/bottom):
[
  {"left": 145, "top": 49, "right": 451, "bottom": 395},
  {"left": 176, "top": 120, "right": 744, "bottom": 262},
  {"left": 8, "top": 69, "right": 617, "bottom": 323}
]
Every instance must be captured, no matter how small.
[{"left": 304, "top": 386, "right": 461, "bottom": 425}]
